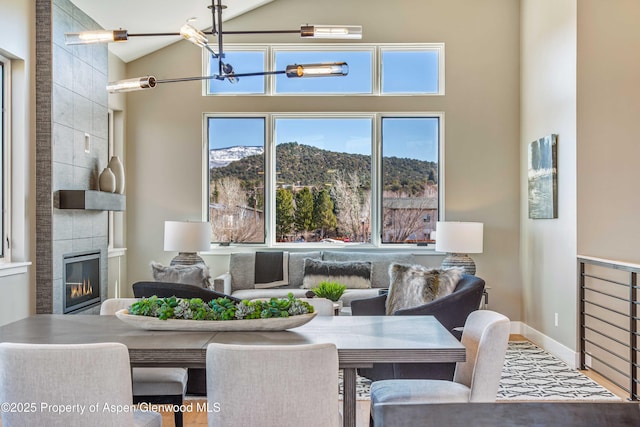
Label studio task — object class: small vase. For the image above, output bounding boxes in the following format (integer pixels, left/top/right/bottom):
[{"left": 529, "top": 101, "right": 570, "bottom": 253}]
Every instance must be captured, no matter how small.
[
  {"left": 108, "top": 155, "right": 125, "bottom": 194},
  {"left": 99, "top": 167, "right": 116, "bottom": 193}
]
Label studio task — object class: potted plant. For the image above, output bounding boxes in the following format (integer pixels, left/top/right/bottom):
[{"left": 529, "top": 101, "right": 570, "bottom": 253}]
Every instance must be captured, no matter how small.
[{"left": 311, "top": 281, "right": 347, "bottom": 302}]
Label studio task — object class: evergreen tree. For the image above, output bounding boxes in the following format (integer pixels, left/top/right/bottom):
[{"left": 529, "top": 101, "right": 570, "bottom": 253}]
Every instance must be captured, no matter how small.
[
  {"left": 294, "top": 187, "right": 314, "bottom": 234},
  {"left": 313, "top": 189, "right": 337, "bottom": 238},
  {"left": 275, "top": 188, "right": 294, "bottom": 241}
]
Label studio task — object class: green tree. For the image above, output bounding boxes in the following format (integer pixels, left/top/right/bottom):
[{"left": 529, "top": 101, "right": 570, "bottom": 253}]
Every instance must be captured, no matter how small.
[
  {"left": 313, "top": 189, "right": 337, "bottom": 238},
  {"left": 294, "top": 187, "right": 314, "bottom": 234},
  {"left": 275, "top": 188, "right": 294, "bottom": 241}
]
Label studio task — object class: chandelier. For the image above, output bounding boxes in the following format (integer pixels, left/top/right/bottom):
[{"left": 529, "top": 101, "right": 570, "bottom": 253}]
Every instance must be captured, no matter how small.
[{"left": 64, "top": 0, "right": 362, "bottom": 93}]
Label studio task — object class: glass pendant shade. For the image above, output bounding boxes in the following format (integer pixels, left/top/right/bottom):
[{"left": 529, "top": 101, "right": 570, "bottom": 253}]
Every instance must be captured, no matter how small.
[
  {"left": 285, "top": 62, "right": 349, "bottom": 78},
  {"left": 300, "top": 25, "right": 362, "bottom": 39},
  {"left": 180, "top": 23, "right": 208, "bottom": 47},
  {"left": 64, "top": 30, "right": 128, "bottom": 45},
  {"left": 106, "top": 76, "right": 157, "bottom": 93}
]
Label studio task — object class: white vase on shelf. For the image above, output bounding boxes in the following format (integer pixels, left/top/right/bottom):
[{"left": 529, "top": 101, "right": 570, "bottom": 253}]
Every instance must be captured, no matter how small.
[
  {"left": 99, "top": 167, "right": 116, "bottom": 193},
  {"left": 108, "top": 155, "right": 125, "bottom": 194}
]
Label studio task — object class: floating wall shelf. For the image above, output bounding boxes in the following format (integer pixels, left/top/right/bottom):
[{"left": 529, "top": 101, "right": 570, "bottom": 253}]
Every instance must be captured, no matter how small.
[{"left": 56, "top": 190, "right": 126, "bottom": 211}]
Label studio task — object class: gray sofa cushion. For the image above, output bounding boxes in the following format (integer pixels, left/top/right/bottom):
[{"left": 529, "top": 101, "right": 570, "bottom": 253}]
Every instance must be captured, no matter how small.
[
  {"left": 322, "top": 251, "right": 416, "bottom": 289},
  {"left": 232, "top": 288, "right": 310, "bottom": 300},
  {"left": 229, "top": 253, "right": 256, "bottom": 291}
]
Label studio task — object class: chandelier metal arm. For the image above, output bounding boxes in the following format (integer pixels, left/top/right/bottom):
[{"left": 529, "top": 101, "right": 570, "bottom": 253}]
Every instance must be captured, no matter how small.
[{"left": 156, "top": 69, "right": 285, "bottom": 84}]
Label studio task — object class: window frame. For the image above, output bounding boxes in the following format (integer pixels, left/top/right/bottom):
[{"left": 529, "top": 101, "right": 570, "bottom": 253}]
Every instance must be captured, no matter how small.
[
  {"left": 203, "top": 112, "right": 444, "bottom": 249},
  {"left": 0, "top": 54, "right": 11, "bottom": 261},
  {"left": 203, "top": 43, "right": 444, "bottom": 97},
  {"left": 379, "top": 44, "right": 445, "bottom": 96}
]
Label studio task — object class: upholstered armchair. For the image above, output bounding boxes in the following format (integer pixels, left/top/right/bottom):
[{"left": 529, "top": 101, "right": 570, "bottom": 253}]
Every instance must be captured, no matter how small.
[
  {"left": 351, "top": 274, "right": 485, "bottom": 381},
  {"left": 132, "top": 280, "right": 241, "bottom": 302}
]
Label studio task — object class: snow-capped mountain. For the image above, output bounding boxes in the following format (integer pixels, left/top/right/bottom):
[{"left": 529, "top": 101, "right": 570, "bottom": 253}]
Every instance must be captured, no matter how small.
[{"left": 209, "top": 146, "right": 263, "bottom": 168}]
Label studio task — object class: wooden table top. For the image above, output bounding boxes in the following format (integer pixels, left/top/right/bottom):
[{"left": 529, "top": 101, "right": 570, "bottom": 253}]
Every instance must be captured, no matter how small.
[{"left": 0, "top": 314, "right": 465, "bottom": 368}]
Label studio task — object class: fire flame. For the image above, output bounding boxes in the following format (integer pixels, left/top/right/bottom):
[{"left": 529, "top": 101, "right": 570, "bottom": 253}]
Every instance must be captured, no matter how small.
[{"left": 69, "top": 279, "right": 93, "bottom": 299}]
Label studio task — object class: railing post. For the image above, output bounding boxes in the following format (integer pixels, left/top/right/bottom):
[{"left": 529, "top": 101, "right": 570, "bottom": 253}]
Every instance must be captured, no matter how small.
[{"left": 579, "top": 260, "right": 586, "bottom": 369}]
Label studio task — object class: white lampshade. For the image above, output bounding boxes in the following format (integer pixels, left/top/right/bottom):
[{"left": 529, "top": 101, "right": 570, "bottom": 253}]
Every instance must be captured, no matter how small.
[
  {"left": 164, "top": 221, "right": 211, "bottom": 252},
  {"left": 435, "top": 222, "right": 483, "bottom": 254}
]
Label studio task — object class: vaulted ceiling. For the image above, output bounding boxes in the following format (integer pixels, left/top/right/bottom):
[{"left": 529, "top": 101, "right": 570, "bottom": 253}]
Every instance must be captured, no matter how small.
[{"left": 70, "top": 0, "right": 275, "bottom": 62}]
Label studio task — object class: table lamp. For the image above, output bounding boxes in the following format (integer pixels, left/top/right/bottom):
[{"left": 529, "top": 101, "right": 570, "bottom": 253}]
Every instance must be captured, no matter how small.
[
  {"left": 164, "top": 220, "right": 210, "bottom": 266},
  {"left": 435, "top": 221, "right": 483, "bottom": 275}
]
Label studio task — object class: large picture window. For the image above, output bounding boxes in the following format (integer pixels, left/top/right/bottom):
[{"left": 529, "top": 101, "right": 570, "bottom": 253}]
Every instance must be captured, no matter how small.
[
  {"left": 208, "top": 117, "right": 266, "bottom": 243},
  {"left": 206, "top": 114, "right": 441, "bottom": 246}
]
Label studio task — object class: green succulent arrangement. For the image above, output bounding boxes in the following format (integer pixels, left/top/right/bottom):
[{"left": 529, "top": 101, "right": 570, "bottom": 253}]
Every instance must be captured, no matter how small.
[
  {"left": 311, "top": 281, "right": 347, "bottom": 302},
  {"left": 128, "top": 293, "right": 314, "bottom": 321}
]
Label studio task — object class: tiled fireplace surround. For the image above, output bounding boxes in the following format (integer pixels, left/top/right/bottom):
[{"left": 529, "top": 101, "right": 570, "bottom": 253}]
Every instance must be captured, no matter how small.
[{"left": 36, "top": 0, "right": 109, "bottom": 314}]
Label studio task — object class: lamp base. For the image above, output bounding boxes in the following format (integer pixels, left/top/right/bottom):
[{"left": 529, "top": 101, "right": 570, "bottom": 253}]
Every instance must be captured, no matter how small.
[
  {"left": 441, "top": 253, "right": 476, "bottom": 275},
  {"left": 170, "top": 252, "right": 205, "bottom": 266}
]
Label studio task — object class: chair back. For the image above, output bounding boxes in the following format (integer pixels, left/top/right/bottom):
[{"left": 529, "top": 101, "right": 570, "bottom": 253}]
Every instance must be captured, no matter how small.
[
  {"left": 100, "top": 297, "right": 140, "bottom": 315},
  {"left": 206, "top": 342, "right": 340, "bottom": 427},
  {"left": 453, "top": 310, "right": 510, "bottom": 402},
  {"left": 0, "top": 342, "right": 135, "bottom": 426}
]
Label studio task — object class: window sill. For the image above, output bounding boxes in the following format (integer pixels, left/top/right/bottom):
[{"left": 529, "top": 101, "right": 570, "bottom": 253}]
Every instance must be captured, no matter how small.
[
  {"left": 201, "top": 243, "right": 438, "bottom": 256},
  {"left": 0, "top": 261, "right": 31, "bottom": 278}
]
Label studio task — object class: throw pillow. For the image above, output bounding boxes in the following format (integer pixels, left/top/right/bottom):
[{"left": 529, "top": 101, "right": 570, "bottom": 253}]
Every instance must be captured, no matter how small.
[
  {"left": 150, "top": 262, "right": 212, "bottom": 288},
  {"left": 385, "top": 264, "right": 464, "bottom": 315},
  {"left": 301, "top": 258, "right": 372, "bottom": 290},
  {"left": 254, "top": 252, "right": 290, "bottom": 289}
]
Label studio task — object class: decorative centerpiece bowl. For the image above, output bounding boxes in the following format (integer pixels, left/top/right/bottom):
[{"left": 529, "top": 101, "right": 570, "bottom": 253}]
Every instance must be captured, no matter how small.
[{"left": 115, "top": 294, "right": 318, "bottom": 331}]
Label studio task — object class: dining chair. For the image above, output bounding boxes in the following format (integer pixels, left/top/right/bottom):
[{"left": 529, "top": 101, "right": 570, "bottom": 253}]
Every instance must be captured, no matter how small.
[
  {"left": 101, "top": 298, "right": 188, "bottom": 427},
  {"left": 369, "top": 310, "right": 510, "bottom": 427},
  {"left": 206, "top": 342, "right": 341, "bottom": 427},
  {"left": 0, "top": 342, "right": 162, "bottom": 427}
]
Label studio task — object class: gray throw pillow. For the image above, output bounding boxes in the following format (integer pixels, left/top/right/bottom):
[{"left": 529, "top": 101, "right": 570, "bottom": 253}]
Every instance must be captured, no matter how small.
[
  {"left": 385, "top": 264, "right": 463, "bottom": 315},
  {"left": 151, "top": 262, "right": 211, "bottom": 288},
  {"left": 301, "top": 258, "right": 372, "bottom": 289}
]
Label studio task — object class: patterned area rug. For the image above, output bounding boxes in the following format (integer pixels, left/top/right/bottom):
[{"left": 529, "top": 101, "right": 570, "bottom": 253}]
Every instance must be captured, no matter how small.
[
  {"left": 338, "top": 341, "right": 620, "bottom": 401},
  {"left": 498, "top": 341, "right": 619, "bottom": 401}
]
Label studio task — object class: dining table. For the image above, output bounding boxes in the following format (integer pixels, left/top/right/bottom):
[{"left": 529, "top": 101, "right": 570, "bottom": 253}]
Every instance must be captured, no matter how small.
[{"left": 0, "top": 314, "right": 466, "bottom": 427}]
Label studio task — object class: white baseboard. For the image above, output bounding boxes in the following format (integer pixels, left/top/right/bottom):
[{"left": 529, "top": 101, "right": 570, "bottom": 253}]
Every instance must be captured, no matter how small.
[{"left": 509, "top": 321, "right": 579, "bottom": 368}]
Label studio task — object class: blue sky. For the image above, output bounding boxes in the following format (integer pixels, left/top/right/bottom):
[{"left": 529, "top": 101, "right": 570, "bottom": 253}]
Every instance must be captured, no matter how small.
[
  {"left": 209, "top": 117, "right": 439, "bottom": 162},
  {"left": 207, "top": 48, "right": 440, "bottom": 162}
]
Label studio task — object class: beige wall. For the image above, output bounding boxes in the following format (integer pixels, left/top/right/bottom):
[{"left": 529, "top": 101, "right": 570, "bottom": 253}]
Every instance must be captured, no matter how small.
[
  {"left": 0, "top": 0, "right": 36, "bottom": 325},
  {"left": 122, "top": 0, "right": 522, "bottom": 318},
  {"left": 520, "top": 0, "right": 578, "bottom": 348},
  {"left": 577, "top": 0, "right": 640, "bottom": 263}
]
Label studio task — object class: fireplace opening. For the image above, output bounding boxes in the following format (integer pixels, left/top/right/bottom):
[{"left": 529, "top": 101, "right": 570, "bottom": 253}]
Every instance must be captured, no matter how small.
[{"left": 63, "top": 251, "right": 101, "bottom": 314}]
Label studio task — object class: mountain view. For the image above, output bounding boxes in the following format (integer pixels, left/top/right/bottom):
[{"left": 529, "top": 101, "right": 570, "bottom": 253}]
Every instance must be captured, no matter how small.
[{"left": 209, "top": 142, "right": 437, "bottom": 194}]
